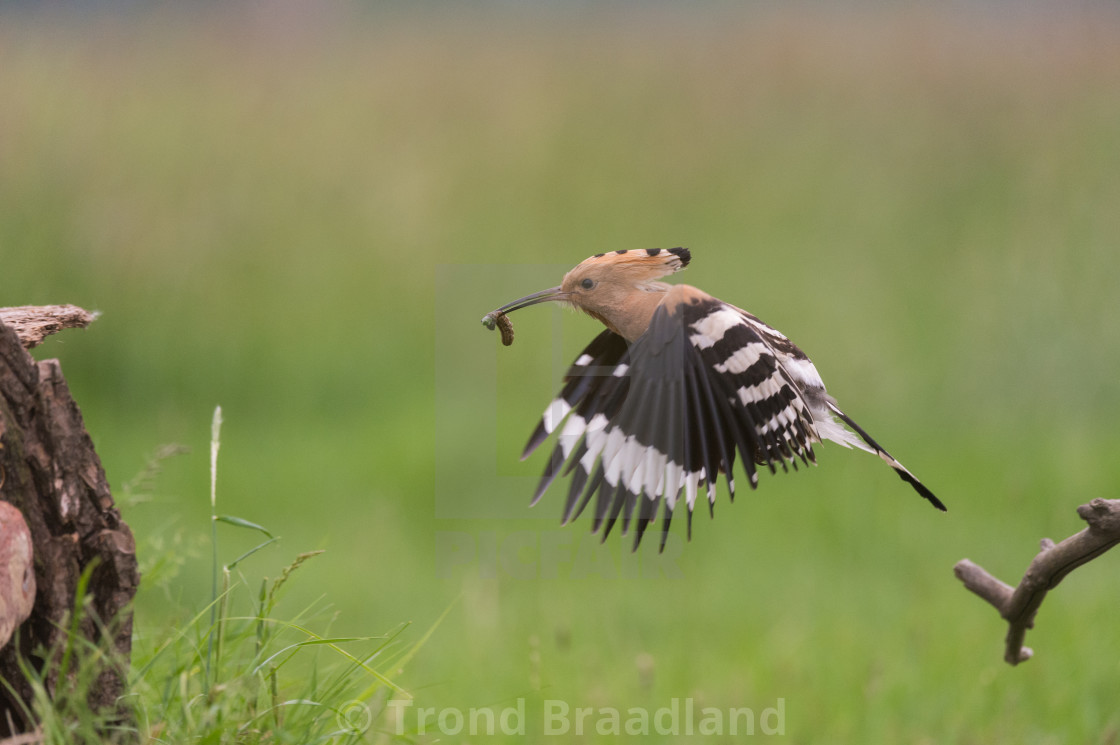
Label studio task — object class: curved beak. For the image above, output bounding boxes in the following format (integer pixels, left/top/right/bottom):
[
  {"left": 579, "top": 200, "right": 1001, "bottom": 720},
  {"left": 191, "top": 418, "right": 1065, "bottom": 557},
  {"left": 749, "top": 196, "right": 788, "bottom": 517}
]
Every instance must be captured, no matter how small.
[{"left": 481, "top": 286, "right": 569, "bottom": 327}]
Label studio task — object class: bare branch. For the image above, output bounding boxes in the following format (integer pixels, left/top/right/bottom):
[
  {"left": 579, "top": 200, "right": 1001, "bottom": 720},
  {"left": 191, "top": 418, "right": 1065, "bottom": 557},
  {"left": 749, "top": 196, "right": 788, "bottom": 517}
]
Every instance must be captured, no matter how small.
[
  {"left": 0, "top": 305, "right": 98, "bottom": 349},
  {"left": 954, "top": 498, "right": 1120, "bottom": 665}
]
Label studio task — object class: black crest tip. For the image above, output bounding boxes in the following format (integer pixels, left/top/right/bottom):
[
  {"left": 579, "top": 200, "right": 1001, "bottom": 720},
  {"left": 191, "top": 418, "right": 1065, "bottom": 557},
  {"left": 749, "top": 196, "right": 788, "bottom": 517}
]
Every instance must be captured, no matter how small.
[{"left": 667, "top": 247, "right": 691, "bottom": 267}]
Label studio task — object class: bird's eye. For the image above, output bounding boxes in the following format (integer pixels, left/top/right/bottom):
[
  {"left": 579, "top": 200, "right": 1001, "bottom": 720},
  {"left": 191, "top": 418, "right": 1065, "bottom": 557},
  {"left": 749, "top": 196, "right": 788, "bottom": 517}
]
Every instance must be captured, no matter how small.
[{"left": 581, "top": 278, "right": 595, "bottom": 290}]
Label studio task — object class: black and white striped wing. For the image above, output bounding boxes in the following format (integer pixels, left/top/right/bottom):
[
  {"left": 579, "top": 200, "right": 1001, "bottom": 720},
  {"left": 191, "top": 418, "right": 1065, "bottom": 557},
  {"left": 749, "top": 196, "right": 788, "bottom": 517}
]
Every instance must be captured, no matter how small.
[{"left": 522, "top": 285, "right": 820, "bottom": 551}]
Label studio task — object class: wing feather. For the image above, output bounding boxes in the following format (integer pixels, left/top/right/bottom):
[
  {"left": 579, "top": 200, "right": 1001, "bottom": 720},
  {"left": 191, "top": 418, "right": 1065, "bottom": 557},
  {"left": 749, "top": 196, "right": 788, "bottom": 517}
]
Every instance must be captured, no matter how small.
[{"left": 520, "top": 284, "right": 941, "bottom": 550}]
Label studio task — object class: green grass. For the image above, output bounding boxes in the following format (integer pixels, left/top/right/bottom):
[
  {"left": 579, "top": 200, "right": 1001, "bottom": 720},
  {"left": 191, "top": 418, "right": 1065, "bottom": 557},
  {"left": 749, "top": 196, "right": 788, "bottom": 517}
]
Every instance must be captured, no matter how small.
[
  {"left": 16, "top": 410, "right": 431, "bottom": 744},
  {"left": 3, "top": 5, "right": 1120, "bottom": 742}
]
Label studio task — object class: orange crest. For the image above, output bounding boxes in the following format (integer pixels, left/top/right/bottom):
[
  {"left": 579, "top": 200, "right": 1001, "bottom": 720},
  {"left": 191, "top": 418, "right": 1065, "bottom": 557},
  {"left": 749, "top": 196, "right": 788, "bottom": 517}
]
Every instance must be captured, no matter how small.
[{"left": 564, "top": 248, "right": 690, "bottom": 285}]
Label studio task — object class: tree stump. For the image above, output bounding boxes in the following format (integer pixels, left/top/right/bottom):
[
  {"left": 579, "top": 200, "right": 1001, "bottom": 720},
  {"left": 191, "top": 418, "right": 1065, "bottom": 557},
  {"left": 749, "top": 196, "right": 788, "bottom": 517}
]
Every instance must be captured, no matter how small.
[{"left": 0, "top": 308, "right": 139, "bottom": 735}]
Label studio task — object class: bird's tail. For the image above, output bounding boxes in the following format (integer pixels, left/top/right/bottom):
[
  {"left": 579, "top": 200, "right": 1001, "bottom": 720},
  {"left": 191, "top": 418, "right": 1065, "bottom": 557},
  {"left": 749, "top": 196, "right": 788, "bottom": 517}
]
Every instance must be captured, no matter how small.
[{"left": 825, "top": 401, "right": 947, "bottom": 511}]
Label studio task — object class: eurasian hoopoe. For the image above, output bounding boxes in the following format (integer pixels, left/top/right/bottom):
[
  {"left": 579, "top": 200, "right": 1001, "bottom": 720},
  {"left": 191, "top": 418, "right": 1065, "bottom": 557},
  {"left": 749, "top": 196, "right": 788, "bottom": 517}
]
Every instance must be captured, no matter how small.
[{"left": 484, "top": 248, "right": 945, "bottom": 551}]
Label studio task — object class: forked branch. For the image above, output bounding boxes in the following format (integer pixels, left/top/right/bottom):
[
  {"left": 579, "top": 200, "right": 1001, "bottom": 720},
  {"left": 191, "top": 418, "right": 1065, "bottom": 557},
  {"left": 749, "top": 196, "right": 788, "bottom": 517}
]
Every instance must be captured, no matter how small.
[{"left": 954, "top": 498, "right": 1120, "bottom": 665}]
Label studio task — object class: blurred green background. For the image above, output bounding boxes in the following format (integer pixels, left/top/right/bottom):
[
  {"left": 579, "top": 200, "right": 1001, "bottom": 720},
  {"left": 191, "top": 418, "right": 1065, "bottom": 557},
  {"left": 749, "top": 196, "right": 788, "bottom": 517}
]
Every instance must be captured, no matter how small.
[{"left": 3, "top": 3, "right": 1120, "bottom": 742}]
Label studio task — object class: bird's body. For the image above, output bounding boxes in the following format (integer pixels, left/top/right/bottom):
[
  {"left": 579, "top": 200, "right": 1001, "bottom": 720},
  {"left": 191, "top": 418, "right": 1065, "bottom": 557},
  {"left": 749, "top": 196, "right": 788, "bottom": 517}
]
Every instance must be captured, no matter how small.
[{"left": 485, "top": 248, "right": 944, "bottom": 551}]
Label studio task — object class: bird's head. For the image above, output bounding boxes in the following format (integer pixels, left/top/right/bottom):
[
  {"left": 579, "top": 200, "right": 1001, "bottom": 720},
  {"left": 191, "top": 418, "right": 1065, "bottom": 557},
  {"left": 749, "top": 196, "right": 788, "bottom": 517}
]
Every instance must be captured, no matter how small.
[{"left": 486, "top": 248, "right": 690, "bottom": 341}]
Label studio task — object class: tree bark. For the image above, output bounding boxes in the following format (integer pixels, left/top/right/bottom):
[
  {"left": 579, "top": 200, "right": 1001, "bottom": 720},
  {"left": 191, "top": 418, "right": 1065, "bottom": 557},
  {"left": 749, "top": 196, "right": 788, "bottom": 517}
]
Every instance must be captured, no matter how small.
[
  {"left": 0, "top": 306, "right": 97, "bottom": 350},
  {"left": 0, "top": 312, "right": 138, "bottom": 734}
]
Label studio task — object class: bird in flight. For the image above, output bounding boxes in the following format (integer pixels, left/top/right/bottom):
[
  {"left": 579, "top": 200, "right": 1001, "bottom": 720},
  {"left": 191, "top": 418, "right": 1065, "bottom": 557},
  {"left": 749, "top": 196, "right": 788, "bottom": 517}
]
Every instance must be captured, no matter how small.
[{"left": 483, "top": 248, "right": 945, "bottom": 551}]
